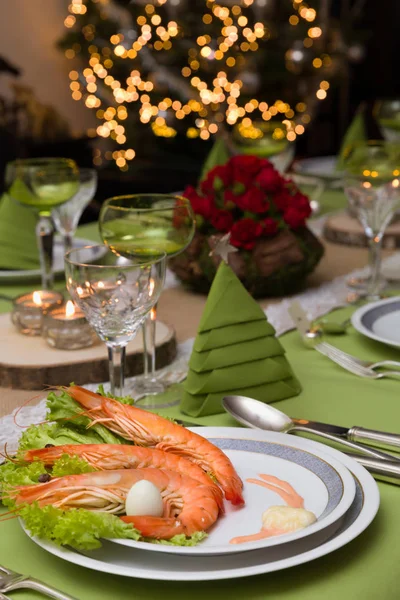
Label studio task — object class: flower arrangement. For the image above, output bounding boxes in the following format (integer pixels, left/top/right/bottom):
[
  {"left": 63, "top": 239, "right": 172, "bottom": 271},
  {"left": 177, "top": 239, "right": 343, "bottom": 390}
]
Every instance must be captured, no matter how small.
[
  {"left": 169, "top": 155, "right": 324, "bottom": 297},
  {"left": 183, "top": 155, "right": 313, "bottom": 248}
]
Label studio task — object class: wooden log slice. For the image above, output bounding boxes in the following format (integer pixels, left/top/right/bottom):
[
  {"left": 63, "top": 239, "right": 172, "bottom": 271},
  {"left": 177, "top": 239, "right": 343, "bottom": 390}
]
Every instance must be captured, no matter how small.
[
  {"left": 0, "top": 315, "right": 177, "bottom": 390},
  {"left": 324, "top": 211, "right": 400, "bottom": 249}
]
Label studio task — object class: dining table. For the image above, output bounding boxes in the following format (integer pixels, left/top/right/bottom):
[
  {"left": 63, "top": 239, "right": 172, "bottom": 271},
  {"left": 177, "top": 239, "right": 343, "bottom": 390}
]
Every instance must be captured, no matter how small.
[{"left": 1, "top": 187, "right": 400, "bottom": 599}]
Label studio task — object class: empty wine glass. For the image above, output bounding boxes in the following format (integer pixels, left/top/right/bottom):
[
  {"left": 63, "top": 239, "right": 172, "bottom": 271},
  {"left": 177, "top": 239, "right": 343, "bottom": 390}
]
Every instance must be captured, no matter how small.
[
  {"left": 65, "top": 245, "right": 166, "bottom": 396},
  {"left": 5, "top": 158, "right": 79, "bottom": 289},
  {"left": 343, "top": 141, "right": 400, "bottom": 300},
  {"left": 52, "top": 168, "right": 98, "bottom": 256},
  {"left": 99, "top": 194, "right": 195, "bottom": 405}
]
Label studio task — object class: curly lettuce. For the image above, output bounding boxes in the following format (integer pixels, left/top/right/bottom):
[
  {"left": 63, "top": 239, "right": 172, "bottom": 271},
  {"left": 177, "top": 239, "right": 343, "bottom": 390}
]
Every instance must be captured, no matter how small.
[
  {"left": 19, "top": 504, "right": 141, "bottom": 551},
  {"left": 46, "top": 390, "right": 126, "bottom": 445}
]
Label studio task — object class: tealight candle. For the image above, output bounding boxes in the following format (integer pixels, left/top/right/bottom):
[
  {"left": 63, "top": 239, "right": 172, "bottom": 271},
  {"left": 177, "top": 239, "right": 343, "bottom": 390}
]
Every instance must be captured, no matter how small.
[
  {"left": 11, "top": 290, "right": 64, "bottom": 336},
  {"left": 42, "top": 300, "right": 97, "bottom": 350}
]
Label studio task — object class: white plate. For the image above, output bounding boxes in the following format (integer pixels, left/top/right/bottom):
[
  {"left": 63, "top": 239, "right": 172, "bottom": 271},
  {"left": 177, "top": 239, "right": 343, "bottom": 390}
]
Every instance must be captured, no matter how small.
[
  {"left": 22, "top": 430, "right": 379, "bottom": 581},
  {"left": 0, "top": 237, "right": 103, "bottom": 282},
  {"left": 352, "top": 297, "right": 400, "bottom": 349},
  {"left": 111, "top": 428, "right": 355, "bottom": 555},
  {"left": 293, "top": 156, "right": 344, "bottom": 181}
]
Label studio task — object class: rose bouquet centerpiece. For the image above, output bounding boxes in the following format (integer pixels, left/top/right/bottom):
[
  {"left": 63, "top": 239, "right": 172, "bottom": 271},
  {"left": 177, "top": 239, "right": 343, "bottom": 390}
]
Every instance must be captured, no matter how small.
[{"left": 169, "top": 155, "right": 324, "bottom": 297}]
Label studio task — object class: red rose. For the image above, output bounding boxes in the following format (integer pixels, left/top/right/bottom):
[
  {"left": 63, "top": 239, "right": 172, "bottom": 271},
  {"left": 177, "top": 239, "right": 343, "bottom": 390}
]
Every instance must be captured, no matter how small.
[
  {"left": 230, "top": 218, "right": 263, "bottom": 250},
  {"left": 235, "top": 186, "right": 269, "bottom": 214},
  {"left": 201, "top": 164, "right": 232, "bottom": 195},
  {"left": 211, "top": 210, "right": 234, "bottom": 232},
  {"left": 229, "top": 155, "right": 263, "bottom": 187},
  {"left": 283, "top": 207, "right": 307, "bottom": 230},
  {"left": 255, "top": 166, "right": 284, "bottom": 193},
  {"left": 262, "top": 217, "right": 278, "bottom": 235},
  {"left": 292, "top": 191, "right": 312, "bottom": 219},
  {"left": 183, "top": 186, "right": 214, "bottom": 220},
  {"left": 273, "top": 189, "right": 292, "bottom": 212},
  {"left": 223, "top": 189, "right": 237, "bottom": 208}
]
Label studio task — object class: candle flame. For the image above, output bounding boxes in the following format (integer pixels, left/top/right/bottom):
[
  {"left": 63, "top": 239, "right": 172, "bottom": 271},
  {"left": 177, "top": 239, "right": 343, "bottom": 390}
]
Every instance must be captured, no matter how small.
[
  {"left": 150, "top": 307, "right": 156, "bottom": 321},
  {"left": 33, "top": 291, "right": 42, "bottom": 307},
  {"left": 66, "top": 301, "right": 75, "bottom": 318}
]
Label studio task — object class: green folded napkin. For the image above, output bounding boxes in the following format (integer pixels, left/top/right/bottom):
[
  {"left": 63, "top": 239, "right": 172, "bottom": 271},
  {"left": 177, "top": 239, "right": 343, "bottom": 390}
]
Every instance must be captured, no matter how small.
[
  {"left": 193, "top": 320, "right": 275, "bottom": 352},
  {"left": 181, "top": 261, "right": 301, "bottom": 417},
  {"left": 0, "top": 194, "right": 39, "bottom": 269},
  {"left": 337, "top": 109, "right": 366, "bottom": 171}
]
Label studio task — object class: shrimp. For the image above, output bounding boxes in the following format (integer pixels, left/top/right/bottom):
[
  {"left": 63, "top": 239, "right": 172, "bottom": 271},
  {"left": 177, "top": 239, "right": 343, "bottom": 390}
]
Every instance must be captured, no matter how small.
[
  {"left": 24, "top": 444, "right": 224, "bottom": 511},
  {"left": 10, "top": 468, "right": 220, "bottom": 540},
  {"left": 65, "top": 385, "right": 244, "bottom": 506}
]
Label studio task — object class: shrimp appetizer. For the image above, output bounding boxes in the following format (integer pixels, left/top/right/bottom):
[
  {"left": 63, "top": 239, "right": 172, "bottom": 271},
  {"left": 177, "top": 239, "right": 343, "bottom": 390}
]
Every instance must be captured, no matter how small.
[
  {"left": 24, "top": 444, "right": 224, "bottom": 511},
  {"left": 63, "top": 385, "right": 244, "bottom": 506},
  {"left": 9, "top": 468, "right": 221, "bottom": 540}
]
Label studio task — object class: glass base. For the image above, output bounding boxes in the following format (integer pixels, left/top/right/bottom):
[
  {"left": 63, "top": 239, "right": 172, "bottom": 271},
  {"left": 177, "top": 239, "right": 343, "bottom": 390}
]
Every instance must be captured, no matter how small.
[
  {"left": 130, "top": 377, "right": 165, "bottom": 397},
  {"left": 127, "top": 380, "right": 182, "bottom": 410},
  {"left": 346, "top": 275, "right": 387, "bottom": 294}
]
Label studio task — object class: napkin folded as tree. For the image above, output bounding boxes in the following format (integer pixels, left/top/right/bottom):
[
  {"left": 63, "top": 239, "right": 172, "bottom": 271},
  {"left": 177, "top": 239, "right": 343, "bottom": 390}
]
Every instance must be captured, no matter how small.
[
  {"left": 0, "top": 194, "right": 39, "bottom": 270},
  {"left": 180, "top": 261, "right": 301, "bottom": 417}
]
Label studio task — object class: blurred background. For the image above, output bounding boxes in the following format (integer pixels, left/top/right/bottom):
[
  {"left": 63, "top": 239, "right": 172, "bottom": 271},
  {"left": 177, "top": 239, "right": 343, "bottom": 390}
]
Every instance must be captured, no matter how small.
[{"left": 0, "top": 0, "right": 397, "bottom": 218}]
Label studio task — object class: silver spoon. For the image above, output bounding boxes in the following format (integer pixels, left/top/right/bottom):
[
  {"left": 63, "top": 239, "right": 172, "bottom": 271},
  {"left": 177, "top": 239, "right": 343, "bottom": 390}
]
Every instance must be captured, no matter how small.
[{"left": 222, "top": 395, "right": 400, "bottom": 462}]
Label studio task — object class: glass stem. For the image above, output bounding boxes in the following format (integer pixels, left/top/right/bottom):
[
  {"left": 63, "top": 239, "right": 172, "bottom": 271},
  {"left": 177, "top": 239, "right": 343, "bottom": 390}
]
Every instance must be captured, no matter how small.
[
  {"left": 142, "top": 305, "right": 157, "bottom": 382},
  {"left": 107, "top": 344, "right": 126, "bottom": 396},
  {"left": 36, "top": 214, "right": 54, "bottom": 290},
  {"left": 367, "top": 234, "right": 383, "bottom": 299},
  {"left": 63, "top": 233, "right": 74, "bottom": 257}
]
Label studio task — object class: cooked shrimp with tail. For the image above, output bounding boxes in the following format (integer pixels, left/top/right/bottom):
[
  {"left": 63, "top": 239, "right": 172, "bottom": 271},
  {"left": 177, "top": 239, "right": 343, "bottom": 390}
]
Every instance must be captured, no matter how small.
[
  {"left": 9, "top": 468, "right": 220, "bottom": 540},
  {"left": 62, "top": 385, "right": 244, "bottom": 506},
  {"left": 24, "top": 444, "right": 223, "bottom": 511}
]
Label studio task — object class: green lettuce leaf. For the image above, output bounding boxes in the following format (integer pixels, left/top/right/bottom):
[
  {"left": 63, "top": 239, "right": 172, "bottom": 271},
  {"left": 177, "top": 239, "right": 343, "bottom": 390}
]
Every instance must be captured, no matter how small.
[
  {"left": 51, "top": 454, "right": 95, "bottom": 478},
  {"left": 18, "top": 423, "right": 59, "bottom": 452},
  {"left": 19, "top": 504, "right": 141, "bottom": 551},
  {"left": 46, "top": 390, "right": 126, "bottom": 445},
  {"left": 96, "top": 384, "right": 134, "bottom": 405}
]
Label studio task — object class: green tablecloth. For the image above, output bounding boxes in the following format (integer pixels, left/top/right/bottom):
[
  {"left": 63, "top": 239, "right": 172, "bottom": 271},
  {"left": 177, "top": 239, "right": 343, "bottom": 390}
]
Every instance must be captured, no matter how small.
[
  {"left": 1, "top": 305, "right": 400, "bottom": 599},
  {"left": 3, "top": 189, "right": 400, "bottom": 599}
]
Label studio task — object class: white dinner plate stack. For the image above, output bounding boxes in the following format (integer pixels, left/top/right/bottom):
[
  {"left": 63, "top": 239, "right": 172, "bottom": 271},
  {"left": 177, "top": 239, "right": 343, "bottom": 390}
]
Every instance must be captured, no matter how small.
[{"left": 23, "top": 428, "right": 380, "bottom": 581}]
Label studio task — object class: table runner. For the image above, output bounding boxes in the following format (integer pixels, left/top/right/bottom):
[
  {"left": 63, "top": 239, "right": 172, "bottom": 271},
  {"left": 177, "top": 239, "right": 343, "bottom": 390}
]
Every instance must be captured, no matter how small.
[{"left": 1, "top": 189, "right": 400, "bottom": 598}]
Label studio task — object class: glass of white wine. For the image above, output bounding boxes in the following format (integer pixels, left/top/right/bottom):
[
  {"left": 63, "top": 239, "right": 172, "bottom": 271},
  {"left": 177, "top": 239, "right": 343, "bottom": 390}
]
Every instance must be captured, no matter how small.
[
  {"left": 5, "top": 158, "right": 79, "bottom": 289},
  {"left": 99, "top": 194, "right": 195, "bottom": 405}
]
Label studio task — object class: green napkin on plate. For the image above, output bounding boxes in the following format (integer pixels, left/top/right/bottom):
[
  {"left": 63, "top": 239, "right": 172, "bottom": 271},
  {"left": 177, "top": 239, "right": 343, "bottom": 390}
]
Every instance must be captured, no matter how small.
[
  {"left": 0, "top": 194, "right": 39, "bottom": 269},
  {"left": 180, "top": 261, "right": 301, "bottom": 417}
]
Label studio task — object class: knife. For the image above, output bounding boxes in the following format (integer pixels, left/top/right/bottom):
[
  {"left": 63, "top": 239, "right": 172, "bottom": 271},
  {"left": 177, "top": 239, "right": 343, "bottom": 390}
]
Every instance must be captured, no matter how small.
[{"left": 292, "top": 418, "right": 400, "bottom": 453}]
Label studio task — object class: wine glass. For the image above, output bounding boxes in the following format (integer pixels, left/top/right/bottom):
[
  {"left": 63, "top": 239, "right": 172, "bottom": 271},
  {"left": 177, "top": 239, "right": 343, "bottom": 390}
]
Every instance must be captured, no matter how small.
[
  {"left": 65, "top": 245, "right": 166, "bottom": 396},
  {"left": 374, "top": 100, "right": 400, "bottom": 142},
  {"left": 99, "top": 194, "right": 195, "bottom": 405},
  {"left": 52, "top": 168, "right": 98, "bottom": 256},
  {"left": 5, "top": 158, "right": 79, "bottom": 289},
  {"left": 343, "top": 141, "right": 400, "bottom": 300}
]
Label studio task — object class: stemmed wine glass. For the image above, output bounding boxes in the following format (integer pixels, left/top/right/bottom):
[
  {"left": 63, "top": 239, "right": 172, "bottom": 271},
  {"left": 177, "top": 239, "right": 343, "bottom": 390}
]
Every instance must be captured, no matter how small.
[
  {"left": 5, "top": 158, "right": 79, "bottom": 289},
  {"left": 343, "top": 140, "right": 400, "bottom": 300},
  {"left": 52, "top": 168, "right": 98, "bottom": 256},
  {"left": 99, "top": 194, "right": 195, "bottom": 405},
  {"left": 65, "top": 245, "right": 166, "bottom": 396}
]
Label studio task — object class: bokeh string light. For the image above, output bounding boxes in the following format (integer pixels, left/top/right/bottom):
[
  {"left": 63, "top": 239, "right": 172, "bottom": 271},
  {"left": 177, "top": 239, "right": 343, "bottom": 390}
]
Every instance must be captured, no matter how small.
[{"left": 64, "top": 0, "right": 333, "bottom": 169}]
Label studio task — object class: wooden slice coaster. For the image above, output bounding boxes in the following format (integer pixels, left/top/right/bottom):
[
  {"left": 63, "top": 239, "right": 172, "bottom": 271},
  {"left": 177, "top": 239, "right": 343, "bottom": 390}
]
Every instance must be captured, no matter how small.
[
  {"left": 0, "top": 315, "right": 177, "bottom": 390},
  {"left": 323, "top": 211, "right": 400, "bottom": 249}
]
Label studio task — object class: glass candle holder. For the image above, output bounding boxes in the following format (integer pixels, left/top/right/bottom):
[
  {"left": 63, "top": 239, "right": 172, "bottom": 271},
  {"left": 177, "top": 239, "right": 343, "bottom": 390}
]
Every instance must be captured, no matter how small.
[
  {"left": 42, "top": 300, "right": 97, "bottom": 350},
  {"left": 11, "top": 290, "right": 64, "bottom": 336}
]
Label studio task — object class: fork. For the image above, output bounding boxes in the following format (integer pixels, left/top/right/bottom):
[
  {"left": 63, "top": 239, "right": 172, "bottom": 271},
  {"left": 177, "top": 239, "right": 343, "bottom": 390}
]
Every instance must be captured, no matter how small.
[
  {"left": 0, "top": 566, "right": 78, "bottom": 600},
  {"left": 315, "top": 344, "right": 400, "bottom": 379},
  {"left": 316, "top": 342, "right": 400, "bottom": 371}
]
